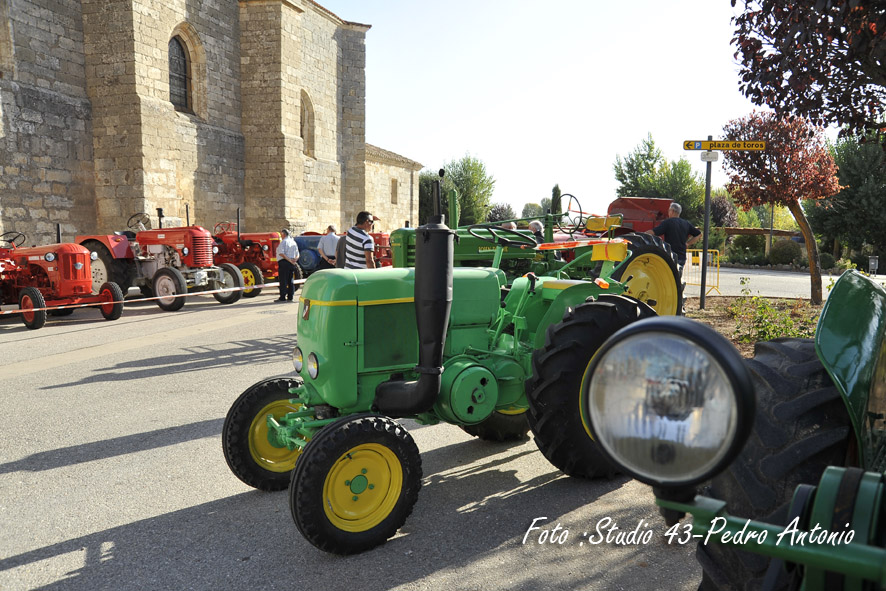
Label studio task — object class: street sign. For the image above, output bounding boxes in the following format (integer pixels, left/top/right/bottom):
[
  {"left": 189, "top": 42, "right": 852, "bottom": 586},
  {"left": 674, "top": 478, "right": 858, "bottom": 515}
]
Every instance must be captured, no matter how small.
[
  {"left": 700, "top": 151, "right": 719, "bottom": 162},
  {"left": 683, "top": 140, "right": 766, "bottom": 151}
]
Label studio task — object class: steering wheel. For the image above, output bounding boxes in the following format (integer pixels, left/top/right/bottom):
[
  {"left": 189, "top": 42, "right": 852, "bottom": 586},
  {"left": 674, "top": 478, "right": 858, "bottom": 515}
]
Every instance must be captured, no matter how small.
[
  {"left": 554, "top": 194, "right": 586, "bottom": 236},
  {"left": 214, "top": 221, "right": 237, "bottom": 234},
  {"left": 127, "top": 212, "right": 152, "bottom": 231},
  {"left": 467, "top": 224, "right": 537, "bottom": 249},
  {"left": 0, "top": 231, "right": 26, "bottom": 247}
]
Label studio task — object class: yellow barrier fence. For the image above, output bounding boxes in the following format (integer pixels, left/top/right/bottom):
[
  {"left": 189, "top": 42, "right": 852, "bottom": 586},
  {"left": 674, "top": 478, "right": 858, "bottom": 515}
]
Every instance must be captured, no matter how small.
[{"left": 684, "top": 249, "right": 721, "bottom": 295}]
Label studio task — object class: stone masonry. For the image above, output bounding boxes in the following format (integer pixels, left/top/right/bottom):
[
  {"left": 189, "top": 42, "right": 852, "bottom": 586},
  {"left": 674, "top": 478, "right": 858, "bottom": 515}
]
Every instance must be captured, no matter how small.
[{"left": 0, "top": 0, "right": 419, "bottom": 244}]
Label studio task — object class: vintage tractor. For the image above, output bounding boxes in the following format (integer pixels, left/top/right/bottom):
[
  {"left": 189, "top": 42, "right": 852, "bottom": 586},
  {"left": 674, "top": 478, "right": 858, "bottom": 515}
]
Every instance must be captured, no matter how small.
[
  {"left": 0, "top": 231, "right": 124, "bottom": 329},
  {"left": 222, "top": 181, "right": 659, "bottom": 554},
  {"left": 77, "top": 213, "right": 243, "bottom": 311},
  {"left": 580, "top": 269, "right": 886, "bottom": 590},
  {"left": 390, "top": 193, "right": 683, "bottom": 316},
  {"left": 212, "top": 221, "right": 296, "bottom": 298}
]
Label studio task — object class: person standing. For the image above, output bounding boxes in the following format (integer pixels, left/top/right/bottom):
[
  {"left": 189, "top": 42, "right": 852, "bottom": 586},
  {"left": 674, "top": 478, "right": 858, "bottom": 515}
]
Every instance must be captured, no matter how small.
[
  {"left": 646, "top": 202, "right": 701, "bottom": 271},
  {"left": 317, "top": 225, "right": 339, "bottom": 270},
  {"left": 275, "top": 228, "right": 300, "bottom": 302},
  {"left": 344, "top": 211, "right": 377, "bottom": 269}
]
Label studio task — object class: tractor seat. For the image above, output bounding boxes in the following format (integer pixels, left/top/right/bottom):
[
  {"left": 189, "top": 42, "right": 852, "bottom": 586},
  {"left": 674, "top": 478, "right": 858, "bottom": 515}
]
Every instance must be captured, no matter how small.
[{"left": 115, "top": 231, "right": 137, "bottom": 240}]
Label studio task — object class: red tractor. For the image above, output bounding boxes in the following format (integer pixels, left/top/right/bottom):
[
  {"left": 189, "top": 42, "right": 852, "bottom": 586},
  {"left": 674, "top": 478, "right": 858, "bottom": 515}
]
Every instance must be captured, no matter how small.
[
  {"left": 212, "top": 222, "right": 302, "bottom": 298},
  {"left": 0, "top": 231, "right": 124, "bottom": 330},
  {"left": 77, "top": 213, "right": 243, "bottom": 312}
]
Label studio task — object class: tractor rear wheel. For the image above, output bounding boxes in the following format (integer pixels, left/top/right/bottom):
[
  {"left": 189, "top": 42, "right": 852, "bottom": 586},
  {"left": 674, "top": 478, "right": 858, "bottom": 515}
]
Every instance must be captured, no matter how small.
[
  {"left": 98, "top": 282, "right": 124, "bottom": 320},
  {"left": 238, "top": 262, "right": 264, "bottom": 298},
  {"left": 222, "top": 377, "right": 305, "bottom": 491},
  {"left": 213, "top": 263, "right": 243, "bottom": 304},
  {"left": 526, "top": 295, "right": 656, "bottom": 478},
  {"left": 19, "top": 287, "right": 47, "bottom": 330},
  {"left": 462, "top": 410, "right": 530, "bottom": 441},
  {"left": 696, "top": 339, "right": 853, "bottom": 591},
  {"left": 611, "top": 233, "right": 682, "bottom": 316},
  {"left": 82, "top": 240, "right": 132, "bottom": 293},
  {"left": 290, "top": 414, "right": 422, "bottom": 555},
  {"left": 152, "top": 267, "right": 187, "bottom": 311}
]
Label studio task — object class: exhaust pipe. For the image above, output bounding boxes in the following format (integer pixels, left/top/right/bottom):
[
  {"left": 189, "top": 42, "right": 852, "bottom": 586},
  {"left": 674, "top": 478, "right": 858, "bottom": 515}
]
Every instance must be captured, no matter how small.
[{"left": 374, "top": 172, "right": 453, "bottom": 417}]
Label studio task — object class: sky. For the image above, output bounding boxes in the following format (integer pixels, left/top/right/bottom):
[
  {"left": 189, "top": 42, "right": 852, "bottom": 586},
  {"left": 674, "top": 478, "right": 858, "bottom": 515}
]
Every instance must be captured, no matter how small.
[{"left": 320, "top": 0, "right": 768, "bottom": 217}]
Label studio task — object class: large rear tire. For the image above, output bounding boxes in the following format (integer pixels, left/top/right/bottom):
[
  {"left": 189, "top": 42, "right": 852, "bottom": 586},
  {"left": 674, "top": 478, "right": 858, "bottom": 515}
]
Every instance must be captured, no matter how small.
[
  {"left": 238, "top": 262, "right": 264, "bottom": 298},
  {"left": 83, "top": 240, "right": 132, "bottom": 293},
  {"left": 290, "top": 414, "right": 422, "bottom": 555},
  {"left": 462, "top": 410, "right": 529, "bottom": 442},
  {"left": 526, "top": 295, "right": 656, "bottom": 478},
  {"left": 696, "top": 338, "right": 853, "bottom": 591},
  {"left": 611, "top": 233, "right": 682, "bottom": 316},
  {"left": 222, "top": 377, "right": 305, "bottom": 491}
]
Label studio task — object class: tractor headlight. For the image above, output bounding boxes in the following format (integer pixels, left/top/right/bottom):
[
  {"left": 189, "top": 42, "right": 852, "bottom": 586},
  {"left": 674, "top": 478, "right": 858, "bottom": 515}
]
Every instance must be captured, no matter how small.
[
  {"left": 262, "top": 244, "right": 269, "bottom": 251},
  {"left": 293, "top": 346, "right": 304, "bottom": 373},
  {"left": 212, "top": 245, "right": 219, "bottom": 254},
  {"left": 44, "top": 252, "right": 56, "bottom": 262},
  {"left": 182, "top": 247, "right": 189, "bottom": 256},
  {"left": 307, "top": 353, "right": 319, "bottom": 379},
  {"left": 583, "top": 317, "right": 754, "bottom": 488},
  {"left": 90, "top": 251, "right": 98, "bottom": 261}
]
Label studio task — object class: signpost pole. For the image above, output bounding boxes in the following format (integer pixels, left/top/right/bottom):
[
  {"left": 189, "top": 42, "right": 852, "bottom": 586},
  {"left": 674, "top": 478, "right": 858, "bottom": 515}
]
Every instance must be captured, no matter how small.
[{"left": 700, "top": 135, "right": 712, "bottom": 310}]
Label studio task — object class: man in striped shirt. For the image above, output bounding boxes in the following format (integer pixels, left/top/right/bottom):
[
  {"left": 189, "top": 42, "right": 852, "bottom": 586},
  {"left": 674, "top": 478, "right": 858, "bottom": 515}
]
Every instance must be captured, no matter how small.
[{"left": 344, "top": 211, "right": 377, "bottom": 269}]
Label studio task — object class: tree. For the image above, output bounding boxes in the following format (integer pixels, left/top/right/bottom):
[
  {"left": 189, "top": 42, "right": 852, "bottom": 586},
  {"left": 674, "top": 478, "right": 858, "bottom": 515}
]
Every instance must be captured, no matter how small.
[
  {"left": 613, "top": 133, "right": 664, "bottom": 197},
  {"left": 551, "top": 184, "right": 562, "bottom": 215},
  {"left": 417, "top": 154, "right": 496, "bottom": 226},
  {"left": 732, "top": 1, "right": 886, "bottom": 135},
  {"left": 539, "top": 198, "right": 552, "bottom": 214},
  {"left": 487, "top": 202, "right": 516, "bottom": 223},
  {"left": 521, "top": 203, "right": 544, "bottom": 219},
  {"left": 711, "top": 191, "right": 738, "bottom": 227},
  {"left": 722, "top": 112, "right": 841, "bottom": 304}
]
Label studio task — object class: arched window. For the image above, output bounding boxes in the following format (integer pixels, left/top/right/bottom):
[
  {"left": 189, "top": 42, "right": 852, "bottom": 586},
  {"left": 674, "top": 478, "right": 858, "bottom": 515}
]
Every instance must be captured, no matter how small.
[
  {"left": 169, "top": 36, "right": 191, "bottom": 112},
  {"left": 300, "top": 90, "right": 315, "bottom": 157}
]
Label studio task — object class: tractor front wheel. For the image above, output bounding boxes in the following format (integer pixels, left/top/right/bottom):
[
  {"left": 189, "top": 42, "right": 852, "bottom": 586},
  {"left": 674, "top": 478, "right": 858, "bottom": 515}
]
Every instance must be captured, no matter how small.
[
  {"left": 98, "top": 282, "right": 124, "bottom": 321},
  {"left": 611, "top": 233, "right": 682, "bottom": 316},
  {"left": 153, "top": 267, "right": 187, "bottom": 311},
  {"left": 290, "top": 414, "right": 422, "bottom": 555},
  {"left": 213, "top": 263, "right": 244, "bottom": 304},
  {"left": 239, "top": 262, "right": 264, "bottom": 298},
  {"left": 526, "top": 295, "right": 656, "bottom": 478},
  {"left": 462, "top": 410, "right": 530, "bottom": 442},
  {"left": 222, "top": 377, "right": 305, "bottom": 491},
  {"left": 19, "top": 287, "right": 47, "bottom": 330}
]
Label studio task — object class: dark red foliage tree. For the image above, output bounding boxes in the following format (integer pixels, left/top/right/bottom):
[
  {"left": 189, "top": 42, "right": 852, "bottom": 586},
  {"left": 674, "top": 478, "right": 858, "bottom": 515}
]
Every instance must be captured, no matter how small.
[
  {"left": 732, "top": 1, "right": 886, "bottom": 136},
  {"left": 722, "top": 112, "right": 842, "bottom": 304}
]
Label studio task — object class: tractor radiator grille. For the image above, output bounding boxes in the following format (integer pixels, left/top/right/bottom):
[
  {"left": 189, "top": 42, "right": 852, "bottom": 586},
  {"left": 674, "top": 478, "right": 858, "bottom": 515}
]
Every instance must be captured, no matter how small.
[
  {"left": 61, "top": 253, "right": 91, "bottom": 282},
  {"left": 191, "top": 236, "right": 214, "bottom": 266}
]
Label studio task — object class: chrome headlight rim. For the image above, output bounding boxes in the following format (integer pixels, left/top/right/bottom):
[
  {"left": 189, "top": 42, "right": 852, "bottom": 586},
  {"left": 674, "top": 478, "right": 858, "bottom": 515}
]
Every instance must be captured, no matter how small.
[
  {"left": 293, "top": 346, "right": 304, "bottom": 373},
  {"left": 212, "top": 245, "right": 219, "bottom": 255},
  {"left": 44, "top": 252, "right": 56, "bottom": 262},
  {"left": 307, "top": 352, "right": 319, "bottom": 379},
  {"left": 90, "top": 251, "right": 98, "bottom": 261},
  {"left": 182, "top": 246, "right": 189, "bottom": 256},
  {"left": 582, "top": 316, "right": 755, "bottom": 489}
]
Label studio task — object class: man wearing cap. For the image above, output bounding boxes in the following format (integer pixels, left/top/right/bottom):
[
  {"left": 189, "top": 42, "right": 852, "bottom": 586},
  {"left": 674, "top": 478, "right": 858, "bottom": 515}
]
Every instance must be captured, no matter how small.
[
  {"left": 344, "top": 211, "right": 377, "bottom": 269},
  {"left": 317, "top": 225, "right": 339, "bottom": 270},
  {"left": 275, "top": 228, "right": 300, "bottom": 302}
]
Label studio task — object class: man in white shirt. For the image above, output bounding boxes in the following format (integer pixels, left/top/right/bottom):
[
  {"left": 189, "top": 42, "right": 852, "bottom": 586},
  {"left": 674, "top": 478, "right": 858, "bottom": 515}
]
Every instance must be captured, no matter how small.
[
  {"left": 275, "top": 229, "right": 300, "bottom": 302},
  {"left": 317, "top": 225, "right": 339, "bottom": 270},
  {"left": 344, "top": 212, "right": 377, "bottom": 269}
]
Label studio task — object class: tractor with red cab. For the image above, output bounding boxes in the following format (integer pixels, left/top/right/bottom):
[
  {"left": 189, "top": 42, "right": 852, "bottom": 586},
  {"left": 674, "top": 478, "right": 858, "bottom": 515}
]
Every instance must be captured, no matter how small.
[
  {"left": 0, "top": 231, "right": 124, "bottom": 330},
  {"left": 77, "top": 212, "right": 243, "bottom": 311},
  {"left": 212, "top": 221, "right": 298, "bottom": 298}
]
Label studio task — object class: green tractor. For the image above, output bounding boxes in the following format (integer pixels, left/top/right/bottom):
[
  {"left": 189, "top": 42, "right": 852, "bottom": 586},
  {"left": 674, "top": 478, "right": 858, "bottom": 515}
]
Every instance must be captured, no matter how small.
[
  {"left": 580, "top": 269, "right": 886, "bottom": 590},
  {"left": 221, "top": 180, "right": 676, "bottom": 554},
  {"left": 390, "top": 191, "right": 684, "bottom": 316}
]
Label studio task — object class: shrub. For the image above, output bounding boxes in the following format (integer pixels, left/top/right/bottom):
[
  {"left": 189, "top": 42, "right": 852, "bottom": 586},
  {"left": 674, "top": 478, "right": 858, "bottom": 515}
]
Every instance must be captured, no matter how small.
[
  {"left": 819, "top": 252, "right": 835, "bottom": 270},
  {"left": 836, "top": 257, "right": 857, "bottom": 271},
  {"left": 769, "top": 239, "right": 803, "bottom": 265}
]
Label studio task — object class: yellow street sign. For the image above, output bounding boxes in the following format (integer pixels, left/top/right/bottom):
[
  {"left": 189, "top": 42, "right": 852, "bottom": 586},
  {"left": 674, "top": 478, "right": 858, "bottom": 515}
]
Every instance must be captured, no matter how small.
[{"left": 683, "top": 140, "right": 766, "bottom": 151}]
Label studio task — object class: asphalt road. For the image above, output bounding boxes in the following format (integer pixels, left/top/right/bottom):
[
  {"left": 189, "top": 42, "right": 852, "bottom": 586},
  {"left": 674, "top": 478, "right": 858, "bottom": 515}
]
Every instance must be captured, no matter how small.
[
  {"left": 0, "top": 288, "right": 701, "bottom": 591},
  {"left": 683, "top": 265, "right": 845, "bottom": 300}
]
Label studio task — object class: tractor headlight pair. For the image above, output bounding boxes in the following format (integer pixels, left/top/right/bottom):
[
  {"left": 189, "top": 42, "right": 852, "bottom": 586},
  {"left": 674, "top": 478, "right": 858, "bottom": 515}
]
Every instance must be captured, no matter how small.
[
  {"left": 293, "top": 346, "right": 319, "bottom": 379},
  {"left": 44, "top": 252, "right": 56, "bottom": 262},
  {"left": 584, "top": 317, "right": 754, "bottom": 488}
]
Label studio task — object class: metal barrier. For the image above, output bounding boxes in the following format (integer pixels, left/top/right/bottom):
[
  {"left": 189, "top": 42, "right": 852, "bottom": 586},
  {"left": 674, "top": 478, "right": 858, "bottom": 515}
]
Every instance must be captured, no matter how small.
[{"left": 684, "top": 249, "right": 721, "bottom": 295}]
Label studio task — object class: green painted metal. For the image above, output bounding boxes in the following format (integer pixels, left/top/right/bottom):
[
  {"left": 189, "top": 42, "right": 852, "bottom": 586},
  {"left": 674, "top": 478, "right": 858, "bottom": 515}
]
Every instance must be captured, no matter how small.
[
  {"left": 815, "top": 270, "right": 886, "bottom": 470},
  {"left": 435, "top": 356, "right": 499, "bottom": 424}
]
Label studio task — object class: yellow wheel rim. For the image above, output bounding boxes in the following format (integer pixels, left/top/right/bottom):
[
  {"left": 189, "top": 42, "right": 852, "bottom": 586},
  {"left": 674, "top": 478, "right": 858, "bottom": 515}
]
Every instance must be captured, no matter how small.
[
  {"left": 323, "top": 443, "right": 403, "bottom": 532},
  {"left": 497, "top": 407, "right": 528, "bottom": 416},
  {"left": 248, "top": 400, "right": 303, "bottom": 472},
  {"left": 622, "top": 254, "right": 679, "bottom": 315},
  {"left": 241, "top": 268, "right": 259, "bottom": 294}
]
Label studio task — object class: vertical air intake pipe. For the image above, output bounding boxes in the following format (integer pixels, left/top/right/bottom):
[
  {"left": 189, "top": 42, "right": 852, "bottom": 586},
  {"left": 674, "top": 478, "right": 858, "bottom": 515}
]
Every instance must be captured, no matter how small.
[{"left": 374, "top": 174, "right": 454, "bottom": 417}]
